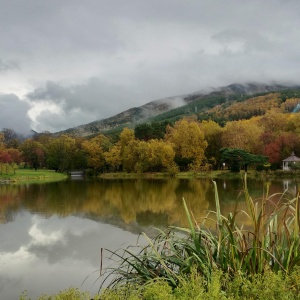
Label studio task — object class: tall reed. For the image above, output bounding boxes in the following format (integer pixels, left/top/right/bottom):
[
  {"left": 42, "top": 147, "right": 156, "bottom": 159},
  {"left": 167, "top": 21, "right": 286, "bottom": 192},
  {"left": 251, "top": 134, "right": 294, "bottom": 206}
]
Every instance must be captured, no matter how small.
[{"left": 100, "top": 175, "right": 300, "bottom": 290}]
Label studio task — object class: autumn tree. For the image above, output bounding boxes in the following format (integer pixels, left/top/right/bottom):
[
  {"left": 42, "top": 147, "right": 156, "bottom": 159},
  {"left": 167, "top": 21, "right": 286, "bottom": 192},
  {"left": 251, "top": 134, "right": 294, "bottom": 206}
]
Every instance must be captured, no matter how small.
[
  {"left": 7, "top": 148, "right": 22, "bottom": 164},
  {"left": 82, "top": 134, "right": 110, "bottom": 171},
  {"left": 147, "top": 139, "right": 175, "bottom": 172},
  {"left": 119, "top": 128, "right": 139, "bottom": 172},
  {"left": 263, "top": 142, "right": 281, "bottom": 164},
  {"left": 165, "top": 119, "right": 207, "bottom": 171},
  {"left": 222, "top": 119, "right": 264, "bottom": 154},
  {"left": 21, "top": 139, "right": 46, "bottom": 170},
  {"left": 1, "top": 128, "right": 21, "bottom": 149},
  {"left": 0, "top": 149, "right": 11, "bottom": 174},
  {"left": 0, "top": 133, "right": 4, "bottom": 150},
  {"left": 258, "top": 110, "right": 289, "bottom": 133},
  {"left": 105, "top": 127, "right": 176, "bottom": 173},
  {"left": 280, "top": 97, "right": 300, "bottom": 112},
  {"left": 199, "top": 120, "right": 223, "bottom": 168},
  {"left": 286, "top": 112, "right": 300, "bottom": 135},
  {"left": 263, "top": 131, "right": 300, "bottom": 165},
  {"left": 134, "top": 139, "right": 176, "bottom": 173},
  {"left": 0, "top": 132, "right": 22, "bottom": 174},
  {"left": 104, "top": 142, "right": 122, "bottom": 172}
]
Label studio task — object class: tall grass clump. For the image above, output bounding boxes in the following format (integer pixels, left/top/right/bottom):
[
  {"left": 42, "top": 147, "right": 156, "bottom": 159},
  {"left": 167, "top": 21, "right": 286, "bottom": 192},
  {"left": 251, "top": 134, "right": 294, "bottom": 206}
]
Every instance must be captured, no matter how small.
[{"left": 100, "top": 175, "right": 300, "bottom": 292}]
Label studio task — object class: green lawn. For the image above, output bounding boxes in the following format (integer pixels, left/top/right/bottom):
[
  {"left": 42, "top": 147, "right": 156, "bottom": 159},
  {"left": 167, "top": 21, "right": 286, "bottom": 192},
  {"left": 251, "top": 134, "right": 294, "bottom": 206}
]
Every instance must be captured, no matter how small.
[{"left": 0, "top": 169, "right": 68, "bottom": 183}]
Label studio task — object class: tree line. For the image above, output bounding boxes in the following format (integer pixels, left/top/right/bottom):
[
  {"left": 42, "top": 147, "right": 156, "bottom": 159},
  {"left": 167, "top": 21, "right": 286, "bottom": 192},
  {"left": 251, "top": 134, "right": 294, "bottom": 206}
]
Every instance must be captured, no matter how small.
[{"left": 2, "top": 106, "right": 300, "bottom": 174}]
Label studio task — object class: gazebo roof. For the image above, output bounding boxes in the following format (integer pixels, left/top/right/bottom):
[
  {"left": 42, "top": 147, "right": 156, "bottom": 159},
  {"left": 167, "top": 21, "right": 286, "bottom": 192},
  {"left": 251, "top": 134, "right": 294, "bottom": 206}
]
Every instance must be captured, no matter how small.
[{"left": 282, "top": 152, "right": 300, "bottom": 162}]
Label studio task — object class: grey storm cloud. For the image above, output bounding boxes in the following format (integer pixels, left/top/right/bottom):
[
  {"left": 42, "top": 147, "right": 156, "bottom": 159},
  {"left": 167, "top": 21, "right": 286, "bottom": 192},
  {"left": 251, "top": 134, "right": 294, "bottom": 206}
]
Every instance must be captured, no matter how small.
[
  {"left": 0, "top": 58, "right": 19, "bottom": 72},
  {"left": 1, "top": 0, "right": 300, "bottom": 132},
  {"left": 27, "top": 78, "right": 142, "bottom": 117},
  {"left": 26, "top": 78, "right": 148, "bottom": 132},
  {"left": 0, "top": 94, "right": 31, "bottom": 134}
]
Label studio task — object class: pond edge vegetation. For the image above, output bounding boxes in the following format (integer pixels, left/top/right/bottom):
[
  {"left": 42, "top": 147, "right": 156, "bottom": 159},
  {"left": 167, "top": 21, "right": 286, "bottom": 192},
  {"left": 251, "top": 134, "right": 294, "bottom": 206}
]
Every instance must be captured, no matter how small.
[{"left": 97, "top": 174, "right": 300, "bottom": 299}]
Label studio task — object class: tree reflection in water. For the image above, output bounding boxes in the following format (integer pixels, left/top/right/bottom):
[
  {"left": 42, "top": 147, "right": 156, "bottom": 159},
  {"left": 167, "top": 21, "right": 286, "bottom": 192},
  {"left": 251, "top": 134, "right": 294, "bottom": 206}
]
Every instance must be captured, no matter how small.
[{"left": 1, "top": 177, "right": 298, "bottom": 228}]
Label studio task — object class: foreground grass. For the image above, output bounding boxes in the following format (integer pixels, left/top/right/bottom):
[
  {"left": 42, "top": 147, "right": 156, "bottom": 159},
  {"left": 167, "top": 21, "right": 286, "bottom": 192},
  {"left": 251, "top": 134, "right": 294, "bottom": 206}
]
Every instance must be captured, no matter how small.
[
  {"left": 1, "top": 169, "right": 68, "bottom": 183},
  {"left": 20, "top": 268, "right": 300, "bottom": 299}
]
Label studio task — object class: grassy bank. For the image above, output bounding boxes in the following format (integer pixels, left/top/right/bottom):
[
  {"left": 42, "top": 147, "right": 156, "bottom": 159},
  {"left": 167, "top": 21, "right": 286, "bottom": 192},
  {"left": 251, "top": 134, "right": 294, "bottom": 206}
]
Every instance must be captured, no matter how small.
[{"left": 0, "top": 169, "right": 68, "bottom": 183}]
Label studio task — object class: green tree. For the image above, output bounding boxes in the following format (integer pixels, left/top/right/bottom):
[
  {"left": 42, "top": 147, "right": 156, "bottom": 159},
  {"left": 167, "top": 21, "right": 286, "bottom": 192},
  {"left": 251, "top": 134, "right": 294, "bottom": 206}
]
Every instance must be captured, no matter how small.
[
  {"left": 46, "top": 135, "right": 85, "bottom": 172},
  {"left": 220, "top": 148, "right": 268, "bottom": 172},
  {"left": 135, "top": 121, "right": 171, "bottom": 141},
  {"left": 134, "top": 123, "right": 153, "bottom": 141}
]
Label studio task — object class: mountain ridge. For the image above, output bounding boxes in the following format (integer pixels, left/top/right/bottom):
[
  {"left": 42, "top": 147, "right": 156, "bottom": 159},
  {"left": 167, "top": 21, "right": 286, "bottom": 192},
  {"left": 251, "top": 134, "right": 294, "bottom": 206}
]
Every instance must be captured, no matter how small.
[{"left": 58, "top": 82, "right": 300, "bottom": 137}]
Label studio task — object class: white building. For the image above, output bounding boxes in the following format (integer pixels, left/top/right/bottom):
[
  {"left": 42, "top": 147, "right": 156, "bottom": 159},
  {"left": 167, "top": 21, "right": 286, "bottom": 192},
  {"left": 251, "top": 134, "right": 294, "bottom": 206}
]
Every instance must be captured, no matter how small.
[{"left": 282, "top": 152, "right": 300, "bottom": 171}]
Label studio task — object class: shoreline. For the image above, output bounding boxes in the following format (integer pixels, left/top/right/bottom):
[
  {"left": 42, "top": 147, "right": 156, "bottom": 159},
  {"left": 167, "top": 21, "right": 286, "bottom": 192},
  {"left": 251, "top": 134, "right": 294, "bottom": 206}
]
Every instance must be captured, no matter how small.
[{"left": 98, "top": 169, "right": 300, "bottom": 180}]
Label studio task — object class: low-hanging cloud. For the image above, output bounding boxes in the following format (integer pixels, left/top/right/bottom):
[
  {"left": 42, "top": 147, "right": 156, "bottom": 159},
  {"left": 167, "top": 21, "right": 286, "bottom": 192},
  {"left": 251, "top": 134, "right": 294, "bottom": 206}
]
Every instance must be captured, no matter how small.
[
  {"left": 34, "top": 109, "right": 98, "bottom": 133},
  {"left": 26, "top": 78, "right": 146, "bottom": 132},
  {"left": 27, "top": 78, "right": 138, "bottom": 113},
  {"left": 0, "top": 94, "right": 32, "bottom": 134}
]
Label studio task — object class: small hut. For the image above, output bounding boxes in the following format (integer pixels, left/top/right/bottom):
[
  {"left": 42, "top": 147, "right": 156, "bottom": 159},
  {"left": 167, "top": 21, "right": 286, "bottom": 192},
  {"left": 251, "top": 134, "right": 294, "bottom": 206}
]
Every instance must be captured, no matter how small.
[{"left": 282, "top": 152, "right": 300, "bottom": 171}]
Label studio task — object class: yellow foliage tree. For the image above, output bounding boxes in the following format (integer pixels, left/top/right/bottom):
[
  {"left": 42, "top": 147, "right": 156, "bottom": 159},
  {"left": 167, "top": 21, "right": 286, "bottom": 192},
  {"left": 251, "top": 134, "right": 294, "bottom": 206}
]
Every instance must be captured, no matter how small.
[
  {"left": 104, "top": 142, "right": 122, "bottom": 171},
  {"left": 258, "top": 109, "right": 289, "bottom": 133},
  {"left": 222, "top": 119, "right": 264, "bottom": 154},
  {"left": 143, "top": 139, "right": 175, "bottom": 172},
  {"left": 82, "top": 134, "right": 110, "bottom": 171},
  {"left": 199, "top": 120, "right": 223, "bottom": 167},
  {"left": 286, "top": 112, "right": 300, "bottom": 135},
  {"left": 0, "top": 133, "right": 4, "bottom": 150},
  {"left": 165, "top": 119, "right": 207, "bottom": 171},
  {"left": 119, "top": 128, "right": 138, "bottom": 172}
]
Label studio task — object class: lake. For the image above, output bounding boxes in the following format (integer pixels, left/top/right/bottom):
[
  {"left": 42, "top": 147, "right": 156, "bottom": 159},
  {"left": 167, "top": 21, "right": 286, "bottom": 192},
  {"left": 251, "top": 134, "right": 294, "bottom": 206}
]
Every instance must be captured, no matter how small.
[{"left": 0, "top": 176, "right": 298, "bottom": 299}]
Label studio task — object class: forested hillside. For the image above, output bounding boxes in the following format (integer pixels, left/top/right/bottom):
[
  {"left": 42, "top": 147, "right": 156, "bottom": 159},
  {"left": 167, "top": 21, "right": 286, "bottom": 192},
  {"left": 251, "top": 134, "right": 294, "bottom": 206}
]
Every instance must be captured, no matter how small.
[
  {"left": 58, "top": 83, "right": 298, "bottom": 137},
  {"left": 199, "top": 90, "right": 300, "bottom": 125},
  {"left": 2, "top": 86, "right": 300, "bottom": 175}
]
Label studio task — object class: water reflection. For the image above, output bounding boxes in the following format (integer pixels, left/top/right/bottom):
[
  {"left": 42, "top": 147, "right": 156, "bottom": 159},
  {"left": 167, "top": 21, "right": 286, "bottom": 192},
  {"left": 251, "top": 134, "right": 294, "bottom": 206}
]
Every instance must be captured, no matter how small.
[
  {"left": 0, "top": 177, "right": 299, "bottom": 298},
  {"left": 0, "top": 179, "right": 213, "bottom": 227},
  {"left": 0, "top": 211, "right": 138, "bottom": 299},
  {"left": 1, "top": 178, "right": 299, "bottom": 227}
]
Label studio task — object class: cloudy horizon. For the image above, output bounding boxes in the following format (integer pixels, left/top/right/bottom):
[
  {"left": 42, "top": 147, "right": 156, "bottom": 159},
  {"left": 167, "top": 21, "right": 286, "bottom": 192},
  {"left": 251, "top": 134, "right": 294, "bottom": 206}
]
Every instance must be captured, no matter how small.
[{"left": 1, "top": 0, "right": 300, "bottom": 133}]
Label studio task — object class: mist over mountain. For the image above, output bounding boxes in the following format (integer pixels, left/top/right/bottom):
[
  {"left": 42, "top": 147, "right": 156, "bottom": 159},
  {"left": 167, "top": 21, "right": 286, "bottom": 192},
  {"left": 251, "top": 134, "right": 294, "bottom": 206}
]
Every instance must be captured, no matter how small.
[{"left": 57, "top": 82, "right": 300, "bottom": 137}]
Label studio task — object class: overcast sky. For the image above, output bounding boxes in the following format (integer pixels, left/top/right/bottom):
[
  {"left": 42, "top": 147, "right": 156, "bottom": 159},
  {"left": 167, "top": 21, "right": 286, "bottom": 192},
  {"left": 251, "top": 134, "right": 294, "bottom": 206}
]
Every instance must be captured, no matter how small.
[{"left": 1, "top": 0, "right": 300, "bottom": 133}]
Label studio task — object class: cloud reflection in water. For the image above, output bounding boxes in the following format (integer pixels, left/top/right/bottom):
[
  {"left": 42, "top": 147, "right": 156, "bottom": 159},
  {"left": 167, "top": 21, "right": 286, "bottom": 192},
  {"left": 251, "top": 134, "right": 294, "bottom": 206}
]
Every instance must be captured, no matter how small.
[{"left": 0, "top": 211, "right": 139, "bottom": 299}]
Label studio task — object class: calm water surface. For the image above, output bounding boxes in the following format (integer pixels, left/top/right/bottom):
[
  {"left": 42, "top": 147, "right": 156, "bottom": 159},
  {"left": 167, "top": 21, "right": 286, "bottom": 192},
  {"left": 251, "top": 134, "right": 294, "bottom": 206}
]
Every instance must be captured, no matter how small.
[{"left": 0, "top": 177, "right": 298, "bottom": 299}]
